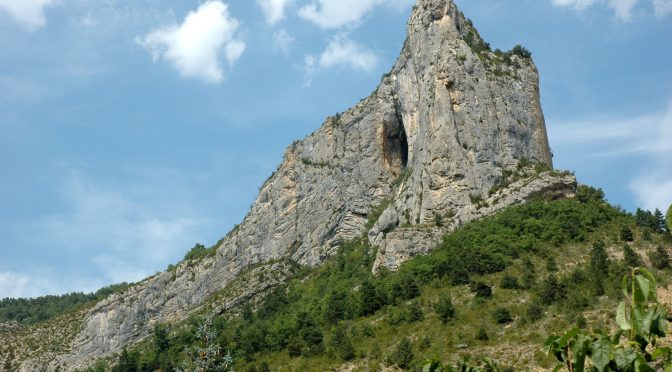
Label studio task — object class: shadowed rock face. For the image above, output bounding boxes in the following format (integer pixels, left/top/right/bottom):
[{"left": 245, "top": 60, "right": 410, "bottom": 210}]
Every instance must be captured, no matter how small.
[{"left": 20, "top": 0, "right": 573, "bottom": 370}]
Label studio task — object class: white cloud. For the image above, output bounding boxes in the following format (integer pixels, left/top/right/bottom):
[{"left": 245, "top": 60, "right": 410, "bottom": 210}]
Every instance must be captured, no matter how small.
[
  {"left": 550, "top": 99, "right": 672, "bottom": 211},
  {"left": 303, "top": 54, "right": 316, "bottom": 87},
  {"left": 628, "top": 101, "right": 672, "bottom": 211},
  {"left": 301, "top": 35, "right": 378, "bottom": 86},
  {"left": 319, "top": 35, "right": 378, "bottom": 71},
  {"left": 136, "top": 0, "right": 245, "bottom": 84},
  {"left": 0, "top": 167, "right": 205, "bottom": 298},
  {"left": 551, "top": 0, "right": 672, "bottom": 20},
  {"left": 272, "top": 29, "right": 295, "bottom": 55},
  {"left": 0, "top": 271, "right": 56, "bottom": 298},
  {"left": 257, "top": 0, "right": 292, "bottom": 25},
  {"left": 653, "top": 0, "right": 672, "bottom": 17},
  {"left": 298, "top": 0, "right": 412, "bottom": 29},
  {"left": 0, "top": 0, "right": 55, "bottom": 29}
]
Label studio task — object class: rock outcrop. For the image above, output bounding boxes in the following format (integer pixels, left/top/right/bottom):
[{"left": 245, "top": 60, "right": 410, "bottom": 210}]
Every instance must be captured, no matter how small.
[{"left": 19, "top": 0, "right": 575, "bottom": 370}]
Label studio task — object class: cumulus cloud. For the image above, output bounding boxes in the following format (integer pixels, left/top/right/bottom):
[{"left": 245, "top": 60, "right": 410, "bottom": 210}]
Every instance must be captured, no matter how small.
[
  {"left": 550, "top": 100, "right": 672, "bottom": 211},
  {"left": 0, "top": 0, "right": 56, "bottom": 29},
  {"left": 273, "top": 29, "right": 295, "bottom": 55},
  {"left": 257, "top": 0, "right": 292, "bottom": 25},
  {"left": 653, "top": 0, "right": 672, "bottom": 17},
  {"left": 551, "top": 0, "right": 672, "bottom": 20},
  {"left": 301, "top": 35, "right": 378, "bottom": 87},
  {"left": 136, "top": 0, "right": 245, "bottom": 84},
  {"left": 319, "top": 35, "right": 378, "bottom": 71},
  {"left": 298, "top": 0, "right": 412, "bottom": 29}
]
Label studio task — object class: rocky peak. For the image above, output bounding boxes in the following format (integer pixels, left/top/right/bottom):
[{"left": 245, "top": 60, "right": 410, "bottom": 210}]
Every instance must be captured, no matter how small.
[{"left": 18, "top": 0, "right": 574, "bottom": 370}]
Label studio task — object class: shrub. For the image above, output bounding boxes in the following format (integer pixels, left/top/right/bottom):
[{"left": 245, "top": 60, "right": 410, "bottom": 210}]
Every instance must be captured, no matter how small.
[
  {"left": 575, "top": 185, "right": 605, "bottom": 204},
  {"left": 493, "top": 308, "right": 513, "bottom": 324},
  {"left": 388, "top": 337, "right": 414, "bottom": 368},
  {"left": 521, "top": 258, "right": 537, "bottom": 289},
  {"left": 539, "top": 274, "right": 565, "bottom": 305},
  {"left": 434, "top": 294, "right": 456, "bottom": 324},
  {"left": 329, "top": 325, "right": 355, "bottom": 361},
  {"left": 500, "top": 273, "right": 519, "bottom": 289},
  {"left": 527, "top": 300, "right": 544, "bottom": 322},
  {"left": 623, "top": 243, "right": 642, "bottom": 267},
  {"left": 419, "top": 335, "right": 431, "bottom": 351},
  {"left": 649, "top": 246, "right": 670, "bottom": 270},
  {"left": 544, "top": 268, "right": 670, "bottom": 371},
  {"left": 589, "top": 240, "right": 610, "bottom": 295},
  {"left": 620, "top": 225, "right": 634, "bottom": 242},
  {"left": 476, "top": 327, "right": 489, "bottom": 341},
  {"left": 511, "top": 44, "right": 532, "bottom": 59},
  {"left": 184, "top": 243, "right": 209, "bottom": 261},
  {"left": 470, "top": 281, "right": 492, "bottom": 298}
]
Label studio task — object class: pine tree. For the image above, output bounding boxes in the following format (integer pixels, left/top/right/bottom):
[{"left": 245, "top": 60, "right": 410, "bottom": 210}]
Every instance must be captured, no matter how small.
[
  {"left": 623, "top": 243, "right": 642, "bottom": 267},
  {"left": 433, "top": 294, "right": 455, "bottom": 323},
  {"left": 154, "top": 324, "right": 170, "bottom": 355},
  {"left": 322, "top": 290, "right": 346, "bottom": 324},
  {"left": 357, "top": 280, "right": 379, "bottom": 316},
  {"left": 588, "top": 240, "right": 610, "bottom": 295},
  {"left": 389, "top": 337, "right": 414, "bottom": 368},
  {"left": 654, "top": 208, "right": 669, "bottom": 233},
  {"left": 650, "top": 246, "right": 671, "bottom": 270},
  {"left": 620, "top": 225, "right": 634, "bottom": 242},
  {"left": 178, "top": 315, "right": 233, "bottom": 372},
  {"left": 329, "top": 325, "right": 355, "bottom": 361}
]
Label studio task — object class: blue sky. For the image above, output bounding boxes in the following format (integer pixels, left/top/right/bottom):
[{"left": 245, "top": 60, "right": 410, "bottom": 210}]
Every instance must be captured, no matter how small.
[{"left": 0, "top": 0, "right": 670, "bottom": 298}]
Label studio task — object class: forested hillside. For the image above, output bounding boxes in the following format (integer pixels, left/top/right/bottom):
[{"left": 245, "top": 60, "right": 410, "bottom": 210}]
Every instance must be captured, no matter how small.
[{"left": 24, "top": 186, "right": 665, "bottom": 372}]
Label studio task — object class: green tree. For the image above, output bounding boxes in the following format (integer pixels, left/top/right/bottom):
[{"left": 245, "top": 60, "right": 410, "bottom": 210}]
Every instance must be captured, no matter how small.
[
  {"left": 258, "top": 362, "right": 270, "bottom": 372},
  {"left": 154, "top": 323, "right": 170, "bottom": 355},
  {"left": 654, "top": 208, "right": 668, "bottom": 233},
  {"left": 433, "top": 294, "right": 456, "bottom": 324},
  {"left": 545, "top": 267, "right": 670, "bottom": 371},
  {"left": 357, "top": 280, "right": 380, "bottom": 316},
  {"left": 521, "top": 257, "right": 537, "bottom": 289},
  {"left": 500, "top": 273, "right": 519, "bottom": 289},
  {"left": 620, "top": 226, "right": 634, "bottom": 242},
  {"left": 493, "top": 307, "right": 513, "bottom": 324},
  {"left": 178, "top": 315, "right": 233, "bottom": 372},
  {"left": 389, "top": 337, "right": 413, "bottom": 369},
  {"left": 329, "top": 325, "right": 355, "bottom": 361},
  {"left": 575, "top": 185, "right": 605, "bottom": 204},
  {"left": 539, "top": 274, "right": 565, "bottom": 305},
  {"left": 622, "top": 243, "right": 642, "bottom": 267},
  {"left": 667, "top": 204, "right": 672, "bottom": 231},
  {"left": 470, "top": 281, "right": 492, "bottom": 298},
  {"left": 650, "top": 246, "right": 671, "bottom": 270},
  {"left": 112, "top": 348, "right": 139, "bottom": 372},
  {"left": 322, "top": 290, "right": 347, "bottom": 324},
  {"left": 588, "top": 240, "right": 610, "bottom": 295},
  {"left": 511, "top": 44, "right": 532, "bottom": 59}
]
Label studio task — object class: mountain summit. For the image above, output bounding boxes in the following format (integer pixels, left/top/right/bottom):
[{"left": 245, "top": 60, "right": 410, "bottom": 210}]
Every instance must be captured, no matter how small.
[{"left": 17, "top": 0, "right": 575, "bottom": 369}]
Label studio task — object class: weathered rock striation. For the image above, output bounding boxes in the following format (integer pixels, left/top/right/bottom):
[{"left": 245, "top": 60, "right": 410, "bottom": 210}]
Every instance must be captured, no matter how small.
[{"left": 19, "top": 0, "right": 575, "bottom": 370}]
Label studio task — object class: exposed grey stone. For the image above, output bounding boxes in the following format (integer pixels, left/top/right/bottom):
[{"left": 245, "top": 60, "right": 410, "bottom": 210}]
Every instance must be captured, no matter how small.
[{"left": 16, "top": 0, "right": 576, "bottom": 370}]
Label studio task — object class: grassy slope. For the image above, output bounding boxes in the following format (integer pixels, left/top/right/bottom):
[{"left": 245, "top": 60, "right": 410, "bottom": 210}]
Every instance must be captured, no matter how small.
[
  {"left": 3, "top": 190, "right": 671, "bottom": 372},
  {"left": 86, "top": 191, "right": 671, "bottom": 372}
]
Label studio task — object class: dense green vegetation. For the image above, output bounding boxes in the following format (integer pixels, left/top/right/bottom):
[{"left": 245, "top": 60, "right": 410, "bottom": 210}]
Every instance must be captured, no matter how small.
[
  {"left": 0, "top": 282, "right": 130, "bottom": 324},
  {"left": 545, "top": 268, "right": 670, "bottom": 371},
  {"left": 86, "top": 185, "right": 672, "bottom": 371}
]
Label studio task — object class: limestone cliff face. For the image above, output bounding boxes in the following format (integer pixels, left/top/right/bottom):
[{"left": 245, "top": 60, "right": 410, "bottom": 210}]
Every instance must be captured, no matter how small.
[{"left": 20, "top": 0, "right": 574, "bottom": 370}]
